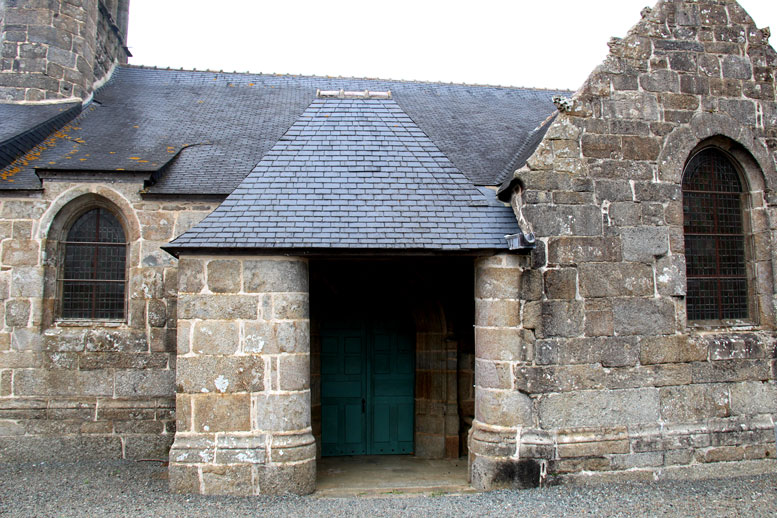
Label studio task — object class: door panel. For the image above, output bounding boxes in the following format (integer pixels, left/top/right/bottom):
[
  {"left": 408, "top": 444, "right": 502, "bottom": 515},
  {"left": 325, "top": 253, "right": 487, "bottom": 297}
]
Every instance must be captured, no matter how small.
[
  {"left": 321, "top": 319, "right": 414, "bottom": 456},
  {"left": 321, "top": 328, "right": 367, "bottom": 456}
]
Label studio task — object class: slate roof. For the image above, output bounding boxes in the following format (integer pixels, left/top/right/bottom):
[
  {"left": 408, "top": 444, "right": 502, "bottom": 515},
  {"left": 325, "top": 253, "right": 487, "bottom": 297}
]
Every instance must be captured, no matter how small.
[
  {"left": 0, "top": 102, "right": 80, "bottom": 182},
  {"left": 0, "top": 67, "right": 568, "bottom": 193},
  {"left": 166, "top": 98, "right": 518, "bottom": 252}
]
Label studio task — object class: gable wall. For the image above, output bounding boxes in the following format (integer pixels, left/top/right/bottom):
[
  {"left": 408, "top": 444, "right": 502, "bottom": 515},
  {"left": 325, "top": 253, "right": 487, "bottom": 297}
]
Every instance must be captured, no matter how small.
[
  {"left": 0, "top": 181, "right": 217, "bottom": 460},
  {"left": 470, "top": 0, "right": 777, "bottom": 488}
]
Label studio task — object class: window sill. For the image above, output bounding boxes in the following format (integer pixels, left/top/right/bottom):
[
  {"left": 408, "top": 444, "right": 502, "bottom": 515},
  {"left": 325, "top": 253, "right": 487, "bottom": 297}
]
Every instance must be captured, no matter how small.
[
  {"left": 687, "top": 319, "right": 760, "bottom": 331},
  {"left": 54, "top": 319, "right": 127, "bottom": 328}
]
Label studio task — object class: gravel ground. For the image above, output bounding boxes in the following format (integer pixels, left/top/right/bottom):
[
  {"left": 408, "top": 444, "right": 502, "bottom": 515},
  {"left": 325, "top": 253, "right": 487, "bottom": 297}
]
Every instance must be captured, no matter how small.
[{"left": 0, "top": 460, "right": 775, "bottom": 517}]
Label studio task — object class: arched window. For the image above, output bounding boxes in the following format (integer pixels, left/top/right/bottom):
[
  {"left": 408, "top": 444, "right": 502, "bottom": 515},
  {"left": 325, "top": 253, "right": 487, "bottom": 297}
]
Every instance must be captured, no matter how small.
[
  {"left": 682, "top": 148, "right": 748, "bottom": 321},
  {"left": 59, "top": 208, "right": 127, "bottom": 320}
]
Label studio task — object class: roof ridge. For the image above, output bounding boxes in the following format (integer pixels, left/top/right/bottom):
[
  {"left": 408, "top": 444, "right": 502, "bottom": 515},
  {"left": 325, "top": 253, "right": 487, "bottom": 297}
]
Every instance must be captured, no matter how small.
[{"left": 121, "top": 64, "right": 574, "bottom": 93}]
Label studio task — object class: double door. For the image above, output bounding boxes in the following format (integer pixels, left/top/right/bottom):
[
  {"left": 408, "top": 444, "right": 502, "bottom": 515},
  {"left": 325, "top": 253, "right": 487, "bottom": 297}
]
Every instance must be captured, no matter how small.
[{"left": 321, "top": 319, "right": 414, "bottom": 456}]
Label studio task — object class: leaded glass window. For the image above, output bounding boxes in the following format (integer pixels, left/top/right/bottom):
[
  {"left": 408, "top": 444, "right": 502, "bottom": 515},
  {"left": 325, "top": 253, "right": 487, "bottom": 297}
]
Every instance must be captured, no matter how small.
[
  {"left": 682, "top": 149, "right": 748, "bottom": 321},
  {"left": 60, "top": 208, "right": 127, "bottom": 319}
]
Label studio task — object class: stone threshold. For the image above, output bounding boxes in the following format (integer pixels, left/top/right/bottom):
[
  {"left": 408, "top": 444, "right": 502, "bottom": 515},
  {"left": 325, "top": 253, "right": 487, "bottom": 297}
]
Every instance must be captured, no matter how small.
[{"left": 314, "top": 455, "right": 475, "bottom": 498}]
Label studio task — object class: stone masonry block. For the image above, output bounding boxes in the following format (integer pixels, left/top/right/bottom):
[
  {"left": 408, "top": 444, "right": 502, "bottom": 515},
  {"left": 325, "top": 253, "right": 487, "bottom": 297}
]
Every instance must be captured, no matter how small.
[
  {"left": 622, "top": 227, "right": 669, "bottom": 261},
  {"left": 538, "top": 388, "right": 660, "bottom": 428},
  {"left": 193, "top": 393, "right": 251, "bottom": 433},
  {"left": 138, "top": 211, "right": 175, "bottom": 241},
  {"left": 147, "top": 299, "right": 167, "bottom": 327},
  {"left": 547, "top": 237, "right": 622, "bottom": 265},
  {"left": 602, "top": 92, "right": 660, "bottom": 121},
  {"left": 278, "top": 354, "right": 310, "bottom": 391},
  {"left": 691, "top": 359, "right": 770, "bottom": 383},
  {"left": 13, "top": 369, "right": 113, "bottom": 397},
  {"left": 179, "top": 295, "right": 258, "bottom": 320},
  {"left": 519, "top": 269, "right": 543, "bottom": 301},
  {"left": 254, "top": 392, "right": 311, "bottom": 432},
  {"left": 177, "top": 356, "right": 263, "bottom": 394},
  {"left": 5, "top": 299, "right": 30, "bottom": 327},
  {"left": 115, "top": 370, "right": 175, "bottom": 397},
  {"left": 10, "top": 267, "right": 43, "bottom": 298},
  {"left": 606, "top": 363, "right": 692, "bottom": 390},
  {"left": 475, "top": 327, "right": 533, "bottom": 363},
  {"left": 729, "top": 381, "right": 777, "bottom": 416},
  {"left": 516, "top": 364, "right": 606, "bottom": 393},
  {"left": 659, "top": 384, "right": 730, "bottom": 422},
  {"left": 524, "top": 205, "right": 602, "bottom": 237},
  {"left": 655, "top": 255, "right": 686, "bottom": 296},
  {"left": 206, "top": 260, "right": 241, "bottom": 293},
  {"left": 176, "top": 394, "right": 192, "bottom": 433},
  {"left": 192, "top": 321, "right": 239, "bottom": 355},
  {"left": 544, "top": 268, "right": 577, "bottom": 300},
  {"left": 83, "top": 329, "right": 147, "bottom": 353},
  {"left": 201, "top": 465, "right": 254, "bottom": 496},
  {"left": 244, "top": 320, "right": 309, "bottom": 354},
  {"left": 640, "top": 335, "right": 706, "bottom": 364},
  {"left": 639, "top": 69, "right": 681, "bottom": 92},
  {"left": 579, "top": 262, "right": 654, "bottom": 298},
  {"left": 536, "top": 336, "right": 639, "bottom": 367},
  {"left": 475, "top": 266, "right": 520, "bottom": 300},
  {"left": 178, "top": 258, "right": 204, "bottom": 293},
  {"left": 722, "top": 55, "right": 752, "bottom": 80},
  {"left": 581, "top": 134, "right": 622, "bottom": 159},
  {"left": 522, "top": 301, "right": 541, "bottom": 330},
  {"left": 613, "top": 297, "right": 675, "bottom": 336},
  {"left": 244, "top": 259, "right": 308, "bottom": 293},
  {"left": 475, "top": 388, "right": 532, "bottom": 427},
  {"left": 704, "top": 334, "right": 767, "bottom": 361},
  {"left": 1, "top": 240, "right": 39, "bottom": 266},
  {"left": 475, "top": 359, "right": 513, "bottom": 390},
  {"left": 622, "top": 136, "right": 662, "bottom": 161},
  {"left": 540, "top": 300, "right": 584, "bottom": 338},
  {"left": 272, "top": 293, "right": 309, "bottom": 320},
  {"left": 475, "top": 299, "right": 520, "bottom": 327}
]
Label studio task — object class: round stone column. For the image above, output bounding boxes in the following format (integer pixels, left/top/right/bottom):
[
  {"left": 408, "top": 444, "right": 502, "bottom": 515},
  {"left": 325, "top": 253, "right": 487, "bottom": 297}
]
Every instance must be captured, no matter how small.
[
  {"left": 470, "top": 254, "right": 540, "bottom": 490},
  {"left": 169, "top": 256, "right": 314, "bottom": 495}
]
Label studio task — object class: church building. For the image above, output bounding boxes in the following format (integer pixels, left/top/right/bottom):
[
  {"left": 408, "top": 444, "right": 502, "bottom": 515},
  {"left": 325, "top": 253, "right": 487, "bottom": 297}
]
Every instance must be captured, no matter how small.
[{"left": 0, "top": 0, "right": 775, "bottom": 495}]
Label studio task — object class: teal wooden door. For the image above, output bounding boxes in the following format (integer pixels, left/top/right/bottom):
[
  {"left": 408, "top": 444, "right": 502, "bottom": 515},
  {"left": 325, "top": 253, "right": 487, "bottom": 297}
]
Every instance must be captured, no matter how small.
[{"left": 321, "top": 319, "right": 414, "bottom": 456}]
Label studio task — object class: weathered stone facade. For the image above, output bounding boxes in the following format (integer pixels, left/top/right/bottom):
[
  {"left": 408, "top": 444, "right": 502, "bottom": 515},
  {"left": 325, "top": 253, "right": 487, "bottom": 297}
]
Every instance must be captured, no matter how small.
[
  {"left": 470, "top": 0, "right": 777, "bottom": 488},
  {"left": 0, "top": 180, "right": 217, "bottom": 460},
  {"left": 0, "top": 0, "right": 129, "bottom": 101}
]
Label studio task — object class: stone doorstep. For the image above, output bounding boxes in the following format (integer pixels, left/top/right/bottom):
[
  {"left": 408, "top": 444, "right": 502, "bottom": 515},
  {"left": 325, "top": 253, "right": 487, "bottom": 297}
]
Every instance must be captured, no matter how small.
[{"left": 314, "top": 456, "right": 473, "bottom": 498}]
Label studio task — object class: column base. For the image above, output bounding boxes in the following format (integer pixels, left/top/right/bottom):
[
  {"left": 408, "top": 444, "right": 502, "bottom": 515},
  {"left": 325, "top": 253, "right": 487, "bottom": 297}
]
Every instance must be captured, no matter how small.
[
  {"left": 169, "top": 431, "right": 316, "bottom": 495},
  {"left": 468, "top": 420, "right": 552, "bottom": 490}
]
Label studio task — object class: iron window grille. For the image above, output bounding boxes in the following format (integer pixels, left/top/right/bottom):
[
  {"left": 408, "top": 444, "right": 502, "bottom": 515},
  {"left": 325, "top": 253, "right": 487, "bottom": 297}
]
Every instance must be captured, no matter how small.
[
  {"left": 682, "top": 148, "right": 748, "bottom": 321},
  {"left": 59, "top": 208, "right": 127, "bottom": 320}
]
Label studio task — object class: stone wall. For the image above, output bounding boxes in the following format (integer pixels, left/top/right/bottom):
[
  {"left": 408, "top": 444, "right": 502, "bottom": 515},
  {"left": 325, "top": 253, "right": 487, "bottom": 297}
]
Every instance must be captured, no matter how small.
[
  {"left": 169, "top": 256, "right": 315, "bottom": 496},
  {"left": 0, "top": 0, "right": 129, "bottom": 102},
  {"left": 0, "top": 179, "right": 217, "bottom": 460},
  {"left": 470, "top": 0, "right": 777, "bottom": 489}
]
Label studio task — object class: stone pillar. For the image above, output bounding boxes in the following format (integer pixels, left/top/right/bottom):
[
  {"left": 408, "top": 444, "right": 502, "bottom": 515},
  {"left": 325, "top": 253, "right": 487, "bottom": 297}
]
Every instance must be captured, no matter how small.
[
  {"left": 169, "top": 256, "right": 315, "bottom": 496},
  {"left": 470, "top": 254, "right": 544, "bottom": 489}
]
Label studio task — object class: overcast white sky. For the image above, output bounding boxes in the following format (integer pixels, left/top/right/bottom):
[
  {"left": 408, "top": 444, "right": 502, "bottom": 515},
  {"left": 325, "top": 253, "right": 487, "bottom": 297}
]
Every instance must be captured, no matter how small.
[{"left": 127, "top": 0, "right": 777, "bottom": 91}]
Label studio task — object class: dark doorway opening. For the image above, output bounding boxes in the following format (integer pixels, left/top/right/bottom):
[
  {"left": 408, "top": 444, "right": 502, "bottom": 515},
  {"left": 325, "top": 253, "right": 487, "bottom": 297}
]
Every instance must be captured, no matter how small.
[{"left": 310, "top": 258, "right": 475, "bottom": 460}]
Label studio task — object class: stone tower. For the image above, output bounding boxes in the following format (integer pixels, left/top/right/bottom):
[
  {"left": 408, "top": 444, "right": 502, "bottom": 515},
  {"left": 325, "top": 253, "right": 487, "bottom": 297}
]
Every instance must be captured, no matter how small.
[{"left": 0, "top": 0, "right": 131, "bottom": 102}]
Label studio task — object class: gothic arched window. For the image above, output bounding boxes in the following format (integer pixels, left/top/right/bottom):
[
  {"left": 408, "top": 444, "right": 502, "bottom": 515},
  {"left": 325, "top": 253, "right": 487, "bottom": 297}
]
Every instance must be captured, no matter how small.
[
  {"left": 682, "top": 148, "right": 748, "bottom": 321},
  {"left": 60, "top": 208, "right": 127, "bottom": 320}
]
